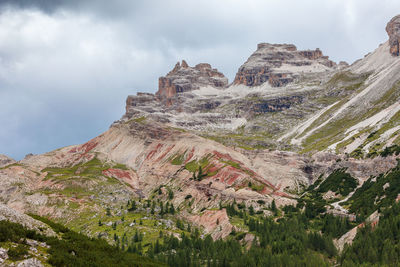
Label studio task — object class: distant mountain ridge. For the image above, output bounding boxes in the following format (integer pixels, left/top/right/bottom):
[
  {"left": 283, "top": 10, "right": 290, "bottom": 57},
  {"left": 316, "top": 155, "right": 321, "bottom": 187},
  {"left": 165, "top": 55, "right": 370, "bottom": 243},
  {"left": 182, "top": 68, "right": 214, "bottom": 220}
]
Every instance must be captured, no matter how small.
[{"left": 122, "top": 16, "right": 400, "bottom": 157}]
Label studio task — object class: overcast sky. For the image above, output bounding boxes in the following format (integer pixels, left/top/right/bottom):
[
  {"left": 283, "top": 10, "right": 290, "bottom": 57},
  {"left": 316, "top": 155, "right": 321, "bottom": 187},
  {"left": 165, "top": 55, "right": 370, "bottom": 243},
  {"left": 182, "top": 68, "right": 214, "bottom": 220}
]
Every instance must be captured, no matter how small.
[{"left": 0, "top": 0, "right": 399, "bottom": 160}]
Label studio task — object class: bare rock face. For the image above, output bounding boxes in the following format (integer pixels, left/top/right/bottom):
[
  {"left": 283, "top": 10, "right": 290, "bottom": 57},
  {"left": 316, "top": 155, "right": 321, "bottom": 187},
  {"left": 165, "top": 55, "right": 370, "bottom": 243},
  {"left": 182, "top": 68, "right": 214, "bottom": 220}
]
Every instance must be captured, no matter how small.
[
  {"left": 189, "top": 209, "right": 233, "bottom": 240},
  {"left": 234, "top": 43, "right": 336, "bottom": 87},
  {"left": 386, "top": 15, "right": 400, "bottom": 56},
  {"left": 156, "top": 60, "right": 228, "bottom": 104},
  {"left": 0, "top": 154, "right": 16, "bottom": 168}
]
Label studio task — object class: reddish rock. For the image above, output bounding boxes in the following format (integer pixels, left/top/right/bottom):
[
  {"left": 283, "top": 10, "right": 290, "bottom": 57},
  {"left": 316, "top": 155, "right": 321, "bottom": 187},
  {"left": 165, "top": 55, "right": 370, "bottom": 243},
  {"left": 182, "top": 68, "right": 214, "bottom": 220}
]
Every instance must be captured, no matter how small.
[
  {"left": 386, "top": 15, "right": 400, "bottom": 56},
  {"left": 102, "top": 168, "right": 139, "bottom": 189},
  {"left": 69, "top": 139, "right": 98, "bottom": 154},
  {"left": 146, "top": 143, "right": 164, "bottom": 160}
]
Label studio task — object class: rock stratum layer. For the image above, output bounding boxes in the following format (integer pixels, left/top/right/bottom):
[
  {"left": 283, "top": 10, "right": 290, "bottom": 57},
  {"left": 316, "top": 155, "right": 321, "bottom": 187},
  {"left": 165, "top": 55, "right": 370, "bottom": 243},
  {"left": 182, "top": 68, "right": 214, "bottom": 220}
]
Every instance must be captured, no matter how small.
[
  {"left": 233, "top": 43, "right": 337, "bottom": 87},
  {"left": 386, "top": 14, "right": 400, "bottom": 56}
]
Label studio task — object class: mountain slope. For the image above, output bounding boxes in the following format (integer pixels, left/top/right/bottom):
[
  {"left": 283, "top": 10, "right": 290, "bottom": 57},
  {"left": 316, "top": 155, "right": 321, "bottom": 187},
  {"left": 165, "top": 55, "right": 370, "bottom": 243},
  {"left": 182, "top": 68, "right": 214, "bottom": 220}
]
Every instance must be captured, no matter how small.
[{"left": 284, "top": 42, "right": 400, "bottom": 155}]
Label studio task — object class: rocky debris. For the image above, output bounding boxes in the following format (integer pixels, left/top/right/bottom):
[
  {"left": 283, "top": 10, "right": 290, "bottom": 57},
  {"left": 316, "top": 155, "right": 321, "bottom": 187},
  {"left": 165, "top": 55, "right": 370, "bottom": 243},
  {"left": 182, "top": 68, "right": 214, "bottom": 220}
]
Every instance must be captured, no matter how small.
[
  {"left": 312, "top": 152, "right": 399, "bottom": 181},
  {"left": 16, "top": 258, "right": 44, "bottom": 267},
  {"left": 0, "top": 247, "right": 8, "bottom": 264},
  {"left": 0, "top": 203, "right": 56, "bottom": 237},
  {"left": 156, "top": 60, "right": 228, "bottom": 104},
  {"left": 0, "top": 154, "right": 16, "bottom": 168},
  {"left": 234, "top": 43, "right": 336, "bottom": 87},
  {"left": 26, "top": 239, "right": 49, "bottom": 249},
  {"left": 386, "top": 14, "right": 400, "bottom": 56}
]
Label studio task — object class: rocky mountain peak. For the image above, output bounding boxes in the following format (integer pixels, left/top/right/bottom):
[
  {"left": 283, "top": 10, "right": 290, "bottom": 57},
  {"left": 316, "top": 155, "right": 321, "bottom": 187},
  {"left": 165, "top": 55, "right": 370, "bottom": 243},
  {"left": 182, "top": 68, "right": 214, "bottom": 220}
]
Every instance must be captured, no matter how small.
[
  {"left": 233, "top": 43, "right": 336, "bottom": 87},
  {"left": 386, "top": 14, "right": 400, "bottom": 56},
  {"left": 156, "top": 60, "right": 228, "bottom": 104}
]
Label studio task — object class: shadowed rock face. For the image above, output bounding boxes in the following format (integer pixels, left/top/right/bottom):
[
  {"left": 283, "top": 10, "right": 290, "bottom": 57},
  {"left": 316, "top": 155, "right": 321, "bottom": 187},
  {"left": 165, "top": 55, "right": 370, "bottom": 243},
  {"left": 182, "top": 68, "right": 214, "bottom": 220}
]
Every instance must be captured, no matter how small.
[
  {"left": 156, "top": 60, "right": 228, "bottom": 104},
  {"left": 386, "top": 15, "right": 400, "bottom": 56},
  {"left": 233, "top": 43, "right": 336, "bottom": 87}
]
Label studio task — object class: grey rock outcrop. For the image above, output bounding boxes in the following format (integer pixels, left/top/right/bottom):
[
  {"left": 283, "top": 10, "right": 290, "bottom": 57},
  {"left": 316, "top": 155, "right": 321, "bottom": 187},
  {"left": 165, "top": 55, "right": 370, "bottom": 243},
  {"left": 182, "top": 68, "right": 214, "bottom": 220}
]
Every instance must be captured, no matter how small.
[
  {"left": 0, "top": 203, "right": 56, "bottom": 237},
  {"left": 234, "top": 43, "right": 336, "bottom": 87},
  {"left": 156, "top": 60, "right": 228, "bottom": 105},
  {"left": 16, "top": 258, "right": 44, "bottom": 267},
  {"left": 0, "top": 248, "right": 8, "bottom": 264}
]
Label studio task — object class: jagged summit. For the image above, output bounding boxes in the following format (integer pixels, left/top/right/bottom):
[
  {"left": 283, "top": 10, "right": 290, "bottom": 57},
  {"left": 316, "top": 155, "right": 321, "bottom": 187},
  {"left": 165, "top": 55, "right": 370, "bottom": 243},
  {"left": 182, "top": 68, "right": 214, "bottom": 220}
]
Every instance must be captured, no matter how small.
[
  {"left": 233, "top": 43, "right": 337, "bottom": 87},
  {"left": 156, "top": 60, "right": 228, "bottom": 105}
]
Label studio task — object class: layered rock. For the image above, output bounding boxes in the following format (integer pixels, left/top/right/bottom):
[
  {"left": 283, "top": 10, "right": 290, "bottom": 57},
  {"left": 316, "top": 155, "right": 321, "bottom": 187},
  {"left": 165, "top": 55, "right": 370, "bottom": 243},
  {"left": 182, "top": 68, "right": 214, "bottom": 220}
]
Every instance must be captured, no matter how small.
[
  {"left": 156, "top": 60, "right": 228, "bottom": 104},
  {"left": 234, "top": 43, "right": 336, "bottom": 87},
  {"left": 386, "top": 15, "right": 400, "bottom": 56}
]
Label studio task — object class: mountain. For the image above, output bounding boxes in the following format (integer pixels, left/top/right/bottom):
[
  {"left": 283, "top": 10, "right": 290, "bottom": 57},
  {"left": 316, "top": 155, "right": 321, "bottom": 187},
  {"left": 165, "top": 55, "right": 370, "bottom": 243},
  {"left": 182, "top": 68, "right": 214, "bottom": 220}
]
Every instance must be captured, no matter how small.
[
  {"left": 125, "top": 38, "right": 400, "bottom": 157},
  {"left": 1, "top": 15, "right": 400, "bottom": 267}
]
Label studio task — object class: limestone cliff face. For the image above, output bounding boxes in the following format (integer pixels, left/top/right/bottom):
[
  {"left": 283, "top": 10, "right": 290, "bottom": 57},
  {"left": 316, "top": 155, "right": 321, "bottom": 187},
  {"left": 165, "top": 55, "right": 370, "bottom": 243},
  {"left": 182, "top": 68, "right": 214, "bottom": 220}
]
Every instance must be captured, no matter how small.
[
  {"left": 156, "top": 60, "right": 228, "bottom": 104},
  {"left": 386, "top": 15, "right": 400, "bottom": 56},
  {"left": 233, "top": 43, "right": 336, "bottom": 87}
]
